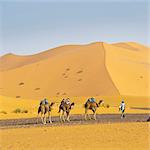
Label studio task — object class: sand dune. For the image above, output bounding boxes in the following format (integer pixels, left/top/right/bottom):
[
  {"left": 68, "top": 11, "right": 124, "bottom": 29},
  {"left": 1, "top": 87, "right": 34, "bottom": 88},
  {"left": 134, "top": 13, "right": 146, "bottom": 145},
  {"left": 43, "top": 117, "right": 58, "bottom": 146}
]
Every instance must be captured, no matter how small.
[
  {"left": 0, "top": 42, "right": 149, "bottom": 99},
  {"left": 112, "top": 42, "right": 149, "bottom": 51},
  {"left": 0, "top": 45, "right": 82, "bottom": 71},
  {"left": 104, "top": 42, "right": 150, "bottom": 97}
]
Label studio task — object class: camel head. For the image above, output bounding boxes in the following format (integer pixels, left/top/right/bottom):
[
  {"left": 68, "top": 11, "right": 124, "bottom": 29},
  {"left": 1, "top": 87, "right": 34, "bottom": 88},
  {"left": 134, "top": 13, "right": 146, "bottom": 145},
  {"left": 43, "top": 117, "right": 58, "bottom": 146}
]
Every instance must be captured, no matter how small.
[
  {"left": 70, "top": 102, "right": 75, "bottom": 109},
  {"left": 98, "top": 100, "right": 104, "bottom": 105},
  {"left": 50, "top": 102, "right": 55, "bottom": 107}
]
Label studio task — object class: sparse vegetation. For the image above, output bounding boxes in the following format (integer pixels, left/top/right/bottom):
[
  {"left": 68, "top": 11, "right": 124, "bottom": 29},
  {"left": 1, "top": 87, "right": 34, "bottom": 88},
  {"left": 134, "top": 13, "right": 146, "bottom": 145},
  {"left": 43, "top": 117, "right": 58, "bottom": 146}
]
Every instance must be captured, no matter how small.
[
  {"left": 21, "top": 109, "right": 28, "bottom": 113},
  {"left": 13, "top": 108, "right": 22, "bottom": 113},
  {"left": 0, "top": 110, "right": 7, "bottom": 114},
  {"left": 13, "top": 108, "right": 28, "bottom": 113},
  {"left": 106, "top": 104, "right": 110, "bottom": 108},
  {"left": 101, "top": 103, "right": 105, "bottom": 107}
]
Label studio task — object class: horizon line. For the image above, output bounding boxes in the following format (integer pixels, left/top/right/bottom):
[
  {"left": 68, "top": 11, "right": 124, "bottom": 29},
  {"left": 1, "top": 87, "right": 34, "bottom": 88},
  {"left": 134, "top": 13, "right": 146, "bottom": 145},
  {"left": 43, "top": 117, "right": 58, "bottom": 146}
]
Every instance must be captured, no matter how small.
[{"left": 0, "top": 41, "right": 149, "bottom": 57}]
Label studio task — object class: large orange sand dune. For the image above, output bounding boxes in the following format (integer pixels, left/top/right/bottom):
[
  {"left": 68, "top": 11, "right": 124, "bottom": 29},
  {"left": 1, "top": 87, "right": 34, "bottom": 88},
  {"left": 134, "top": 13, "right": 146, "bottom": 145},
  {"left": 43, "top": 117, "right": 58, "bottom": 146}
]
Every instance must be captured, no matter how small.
[{"left": 0, "top": 42, "right": 149, "bottom": 99}]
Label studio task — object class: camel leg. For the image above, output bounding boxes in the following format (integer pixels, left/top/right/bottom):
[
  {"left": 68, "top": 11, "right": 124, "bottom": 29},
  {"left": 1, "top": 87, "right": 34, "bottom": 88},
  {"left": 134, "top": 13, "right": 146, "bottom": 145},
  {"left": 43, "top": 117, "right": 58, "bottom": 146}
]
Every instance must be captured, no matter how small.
[
  {"left": 41, "top": 113, "right": 44, "bottom": 124},
  {"left": 43, "top": 114, "right": 46, "bottom": 125},
  {"left": 85, "top": 109, "right": 88, "bottom": 120},
  {"left": 66, "top": 112, "right": 70, "bottom": 122},
  {"left": 67, "top": 115, "right": 70, "bottom": 122},
  {"left": 37, "top": 106, "right": 41, "bottom": 124},
  {"left": 59, "top": 110, "right": 63, "bottom": 122},
  {"left": 62, "top": 111, "right": 65, "bottom": 122},
  {"left": 48, "top": 111, "right": 52, "bottom": 124},
  {"left": 59, "top": 113, "right": 62, "bottom": 122},
  {"left": 93, "top": 112, "right": 96, "bottom": 120},
  {"left": 92, "top": 109, "right": 96, "bottom": 120},
  {"left": 88, "top": 114, "right": 91, "bottom": 120},
  {"left": 37, "top": 113, "right": 39, "bottom": 124}
]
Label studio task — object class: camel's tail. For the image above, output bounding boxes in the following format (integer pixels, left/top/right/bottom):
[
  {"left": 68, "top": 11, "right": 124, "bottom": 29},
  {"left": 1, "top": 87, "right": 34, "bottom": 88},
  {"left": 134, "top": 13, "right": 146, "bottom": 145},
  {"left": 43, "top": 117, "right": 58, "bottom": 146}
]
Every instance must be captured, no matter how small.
[
  {"left": 38, "top": 106, "right": 41, "bottom": 114},
  {"left": 84, "top": 103, "right": 88, "bottom": 108},
  {"left": 58, "top": 105, "right": 61, "bottom": 113}
]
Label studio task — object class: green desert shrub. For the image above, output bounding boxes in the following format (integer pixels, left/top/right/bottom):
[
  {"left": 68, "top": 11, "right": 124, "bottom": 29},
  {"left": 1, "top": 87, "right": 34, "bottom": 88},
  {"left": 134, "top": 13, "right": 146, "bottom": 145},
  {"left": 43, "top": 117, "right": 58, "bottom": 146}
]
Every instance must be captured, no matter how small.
[
  {"left": 13, "top": 108, "right": 22, "bottom": 113},
  {"left": 13, "top": 108, "right": 28, "bottom": 113}
]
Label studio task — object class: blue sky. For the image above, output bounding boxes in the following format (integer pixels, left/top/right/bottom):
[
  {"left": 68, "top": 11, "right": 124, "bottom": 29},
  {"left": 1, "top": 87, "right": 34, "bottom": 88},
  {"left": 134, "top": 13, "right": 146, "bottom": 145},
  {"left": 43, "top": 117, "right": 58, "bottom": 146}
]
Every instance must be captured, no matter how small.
[{"left": 0, "top": 0, "right": 149, "bottom": 55}]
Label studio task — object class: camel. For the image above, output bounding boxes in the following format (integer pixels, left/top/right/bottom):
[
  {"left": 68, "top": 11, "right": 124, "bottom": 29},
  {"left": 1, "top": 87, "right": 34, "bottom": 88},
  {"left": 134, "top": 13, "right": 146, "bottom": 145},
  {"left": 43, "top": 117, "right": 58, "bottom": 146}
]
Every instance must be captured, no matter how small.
[
  {"left": 37, "top": 102, "right": 55, "bottom": 124},
  {"left": 58, "top": 99, "right": 75, "bottom": 122},
  {"left": 84, "top": 99, "right": 104, "bottom": 120}
]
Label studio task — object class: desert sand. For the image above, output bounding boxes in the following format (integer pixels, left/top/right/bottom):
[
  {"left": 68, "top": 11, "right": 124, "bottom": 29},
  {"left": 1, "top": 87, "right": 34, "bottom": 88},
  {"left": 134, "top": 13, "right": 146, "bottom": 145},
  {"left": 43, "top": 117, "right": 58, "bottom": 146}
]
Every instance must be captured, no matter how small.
[
  {"left": 0, "top": 122, "right": 149, "bottom": 150},
  {"left": 0, "top": 42, "right": 149, "bottom": 99},
  {"left": 0, "top": 42, "right": 150, "bottom": 119},
  {"left": 0, "top": 42, "right": 150, "bottom": 150},
  {"left": 104, "top": 42, "right": 150, "bottom": 96}
]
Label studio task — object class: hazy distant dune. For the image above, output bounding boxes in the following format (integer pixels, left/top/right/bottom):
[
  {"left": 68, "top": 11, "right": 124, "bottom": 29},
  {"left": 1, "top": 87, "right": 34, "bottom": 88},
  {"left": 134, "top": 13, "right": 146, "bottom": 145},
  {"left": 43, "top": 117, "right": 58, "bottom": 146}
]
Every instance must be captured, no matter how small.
[{"left": 112, "top": 42, "right": 149, "bottom": 51}]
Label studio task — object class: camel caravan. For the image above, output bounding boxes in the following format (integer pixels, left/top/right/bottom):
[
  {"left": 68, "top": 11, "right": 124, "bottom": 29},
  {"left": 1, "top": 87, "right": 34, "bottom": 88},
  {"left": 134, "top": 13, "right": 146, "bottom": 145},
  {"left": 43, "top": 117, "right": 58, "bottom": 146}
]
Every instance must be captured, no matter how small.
[{"left": 37, "top": 97, "right": 104, "bottom": 124}]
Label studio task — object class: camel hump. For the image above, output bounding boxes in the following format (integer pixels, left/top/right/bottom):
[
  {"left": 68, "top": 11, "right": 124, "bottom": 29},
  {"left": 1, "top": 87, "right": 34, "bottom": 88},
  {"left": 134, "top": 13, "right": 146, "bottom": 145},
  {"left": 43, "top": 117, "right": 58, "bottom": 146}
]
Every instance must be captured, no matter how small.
[
  {"left": 65, "top": 99, "right": 71, "bottom": 105},
  {"left": 60, "top": 98, "right": 71, "bottom": 105},
  {"left": 86, "top": 98, "right": 96, "bottom": 104},
  {"left": 40, "top": 98, "right": 49, "bottom": 105}
]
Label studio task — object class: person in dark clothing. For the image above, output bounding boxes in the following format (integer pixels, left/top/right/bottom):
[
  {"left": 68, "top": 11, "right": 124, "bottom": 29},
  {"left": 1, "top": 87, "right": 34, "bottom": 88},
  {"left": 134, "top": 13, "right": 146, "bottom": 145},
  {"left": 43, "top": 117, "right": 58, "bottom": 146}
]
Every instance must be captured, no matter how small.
[{"left": 40, "top": 98, "right": 49, "bottom": 105}]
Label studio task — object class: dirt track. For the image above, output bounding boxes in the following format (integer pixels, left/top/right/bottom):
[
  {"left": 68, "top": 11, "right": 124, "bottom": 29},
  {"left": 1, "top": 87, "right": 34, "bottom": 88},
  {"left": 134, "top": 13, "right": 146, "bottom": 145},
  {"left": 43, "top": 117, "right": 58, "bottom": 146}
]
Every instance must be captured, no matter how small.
[{"left": 0, "top": 114, "right": 149, "bottom": 129}]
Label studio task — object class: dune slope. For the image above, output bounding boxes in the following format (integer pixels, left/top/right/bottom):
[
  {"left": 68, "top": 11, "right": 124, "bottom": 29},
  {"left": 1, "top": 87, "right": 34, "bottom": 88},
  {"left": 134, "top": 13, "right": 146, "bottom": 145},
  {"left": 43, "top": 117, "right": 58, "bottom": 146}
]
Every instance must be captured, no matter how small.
[
  {"left": 0, "top": 42, "right": 149, "bottom": 99},
  {"left": 0, "top": 45, "right": 82, "bottom": 72},
  {"left": 0, "top": 42, "right": 119, "bottom": 99},
  {"left": 104, "top": 42, "right": 150, "bottom": 96}
]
